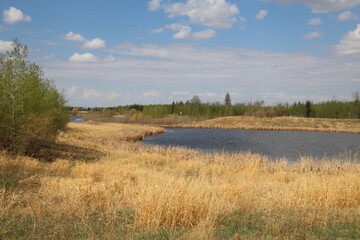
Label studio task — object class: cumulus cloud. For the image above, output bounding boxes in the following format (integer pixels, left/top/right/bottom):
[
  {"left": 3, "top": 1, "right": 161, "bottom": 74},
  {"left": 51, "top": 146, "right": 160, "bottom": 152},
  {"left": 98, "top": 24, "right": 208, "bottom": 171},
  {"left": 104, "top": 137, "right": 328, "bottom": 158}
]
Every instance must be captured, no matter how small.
[
  {"left": 336, "top": 24, "right": 360, "bottom": 56},
  {"left": 66, "top": 86, "right": 79, "bottom": 97},
  {"left": 69, "top": 53, "right": 99, "bottom": 63},
  {"left": 162, "top": 0, "right": 240, "bottom": 29},
  {"left": 0, "top": 40, "right": 13, "bottom": 52},
  {"left": 83, "top": 38, "right": 107, "bottom": 49},
  {"left": 64, "top": 31, "right": 86, "bottom": 42},
  {"left": 173, "top": 26, "right": 192, "bottom": 39},
  {"left": 272, "top": 0, "right": 360, "bottom": 13},
  {"left": 255, "top": 10, "right": 268, "bottom": 20},
  {"left": 64, "top": 32, "right": 106, "bottom": 49},
  {"left": 302, "top": 31, "right": 322, "bottom": 39},
  {"left": 337, "top": 11, "right": 358, "bottom": 22},
  {"left": 192, "top": 29, "right": 217, "bottom": 40},
  {"left": 166, "top": 23, "right": 217, "bottom": 40},
  {"left": 308, "top": 18, "right": 322, "bottom": 25},
  {"left": 148, "top": 0, "right": 163, "bottom": 11},
  {"left": 3, "top": 7, "right": 31, "bottom": 24}
]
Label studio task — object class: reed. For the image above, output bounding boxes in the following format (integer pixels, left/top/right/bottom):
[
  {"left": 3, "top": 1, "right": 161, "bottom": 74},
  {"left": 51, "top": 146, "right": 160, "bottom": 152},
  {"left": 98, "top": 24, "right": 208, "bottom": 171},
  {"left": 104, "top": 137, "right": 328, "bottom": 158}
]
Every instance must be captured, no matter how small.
[{"left": 1, "top": 122, "right": 359, "bottom": 239}]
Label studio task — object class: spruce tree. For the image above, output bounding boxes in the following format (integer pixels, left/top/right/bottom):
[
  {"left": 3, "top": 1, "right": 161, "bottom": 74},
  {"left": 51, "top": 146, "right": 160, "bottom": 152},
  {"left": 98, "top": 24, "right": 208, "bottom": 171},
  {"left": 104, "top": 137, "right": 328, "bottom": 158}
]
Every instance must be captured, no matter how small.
[{"left": 224, "top": 92, "right": 231, "bottom": 106}]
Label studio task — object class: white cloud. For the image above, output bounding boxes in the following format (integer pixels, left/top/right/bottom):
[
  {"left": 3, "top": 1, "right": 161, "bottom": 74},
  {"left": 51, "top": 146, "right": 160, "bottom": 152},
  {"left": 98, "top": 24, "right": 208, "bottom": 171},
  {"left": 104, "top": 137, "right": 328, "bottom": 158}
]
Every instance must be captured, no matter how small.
[
  {"left": 64, "top": 32, "right": 106, "bottom": 49},
  {"left": 192, "top": 29, "right": 217, "bottom": 40},
  {"left": 172, "top": 25, "right": 216, "bottom": 40},
  {"left": 64, "top": 31, "right": 86, "bottom": 42},
  {"left": 69, "top": 53, "right": 99, "bottom": 63},
  {"left": 162, "top": 0, "right": 240, "bottom": 29},
  {"left": 166, "top": 23, "right": 184, "bottom": 31},
  {"left": 148, "top": 0, "right": 163, "bottom": 11},
  {"left": 172, "top": 91, "right": 191, "bottom": 96},
  {"left": 239, "top": 16, "right": 247, "bottom": 30},
  {"left": 336, "top": 24, "right": 360, "bottom": 56},
  {"left": 308, "top": 18, "right": 322, "bottom": 25},
  {"left": 0, "top": 40, "right": 13, "bottom": 52},
  {"left": 66, "top": 86, "right": 79, "bottom": 97},
  {"left": 82, "top": 89, "right": 104, "bottom": 100},
  {"left": 255, "top": 10, "right": 268, "bottom": 20},
  {"left": 3, "top": 7, "right": 31, "bottom": 24},
  {"left": 302, "top": 31, "right": 322, "bottom": 39},
  {"left": 83, "top": 38, "right": 107, "bottom": 49},
  {"left": 45, "top": 42, "right": 360, "bottom": 105},
  {"left": 44, "top": 53, "right": 56, "bottom": 60},
  {"left": 142, "top": 90, "right": 162, "bottom": 98},
  {"left": 337, "top": 11, "right": 358, "bottom": 22},
  {"left": 272, "top": 0, "right": 360, "bottom": 13},
  {"left": 82, "top": 89, "right": 121, "bottom": 100},
  {"left": 104, "top": 92, "right": 121, "bottom": 100},
  {"left": 173, "top": 26, "right": 192, "bottom": 39},
  {"left": 103, "top": 55, "right": 116, "bottom": 63},
  {"left": 151, "top": 27, "right": 165, "bottom": 33}
]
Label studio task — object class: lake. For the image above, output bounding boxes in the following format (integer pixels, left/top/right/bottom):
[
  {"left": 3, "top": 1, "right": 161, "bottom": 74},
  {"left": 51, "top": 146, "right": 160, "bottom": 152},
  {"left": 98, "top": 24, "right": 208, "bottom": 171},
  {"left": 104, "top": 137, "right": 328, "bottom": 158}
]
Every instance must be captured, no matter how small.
[{"left": 142, "top": 128, "right": 360, "bottom": 161}]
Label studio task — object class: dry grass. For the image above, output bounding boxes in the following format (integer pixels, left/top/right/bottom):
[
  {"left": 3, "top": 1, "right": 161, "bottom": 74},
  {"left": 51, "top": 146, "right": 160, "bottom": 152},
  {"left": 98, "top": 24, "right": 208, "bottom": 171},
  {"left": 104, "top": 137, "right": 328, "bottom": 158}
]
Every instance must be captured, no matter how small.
[
  {"left": 166, "top": 116, "right": 360, "bottom": 133},
  {"left": 1, "top": 122, "right": 359, "bottom": 239}
]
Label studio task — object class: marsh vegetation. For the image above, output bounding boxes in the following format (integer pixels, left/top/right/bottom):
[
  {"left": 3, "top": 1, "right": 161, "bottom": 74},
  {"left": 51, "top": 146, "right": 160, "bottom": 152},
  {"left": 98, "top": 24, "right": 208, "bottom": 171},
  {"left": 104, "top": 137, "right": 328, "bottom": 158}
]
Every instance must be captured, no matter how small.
[{"left": 1, "top": 122, "right": 359, "bottom": 239}]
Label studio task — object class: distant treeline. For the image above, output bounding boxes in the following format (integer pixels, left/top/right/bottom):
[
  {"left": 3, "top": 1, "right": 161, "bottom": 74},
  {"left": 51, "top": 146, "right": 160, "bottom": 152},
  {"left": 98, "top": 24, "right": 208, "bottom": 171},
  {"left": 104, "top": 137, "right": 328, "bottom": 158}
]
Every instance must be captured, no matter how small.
[{"left": 71, "top": 93, "right": 360, "bottom": 119}]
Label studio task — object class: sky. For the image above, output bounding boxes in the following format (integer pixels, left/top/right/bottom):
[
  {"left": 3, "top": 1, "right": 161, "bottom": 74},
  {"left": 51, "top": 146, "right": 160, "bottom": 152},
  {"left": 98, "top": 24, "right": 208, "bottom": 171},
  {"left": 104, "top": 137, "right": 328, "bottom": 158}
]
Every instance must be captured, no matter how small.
[{"left": 1, "top": 0, "right": 360, "bottom": 107}]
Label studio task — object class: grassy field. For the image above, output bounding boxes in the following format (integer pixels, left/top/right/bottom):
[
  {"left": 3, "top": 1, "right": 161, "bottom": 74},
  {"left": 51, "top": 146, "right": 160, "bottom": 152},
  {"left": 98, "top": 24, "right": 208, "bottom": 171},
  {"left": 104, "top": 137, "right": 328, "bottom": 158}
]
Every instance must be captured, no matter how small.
[
  {"left": 1, "top": 122, "right": 360, "bottom": 239},
  {"left": 168, "top": 116, "right": 360, "bottom": 133}
]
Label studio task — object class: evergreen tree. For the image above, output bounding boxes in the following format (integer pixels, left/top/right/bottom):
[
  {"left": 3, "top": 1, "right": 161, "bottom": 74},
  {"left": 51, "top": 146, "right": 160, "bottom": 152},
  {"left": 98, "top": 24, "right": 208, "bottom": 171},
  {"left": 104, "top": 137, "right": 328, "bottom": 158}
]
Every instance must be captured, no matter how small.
[
  {"left": 224, "top": 92, "right": 231, "bottom": 106},
  {"left": 305, "top": 101, "right": 312, "bottom": 118}
]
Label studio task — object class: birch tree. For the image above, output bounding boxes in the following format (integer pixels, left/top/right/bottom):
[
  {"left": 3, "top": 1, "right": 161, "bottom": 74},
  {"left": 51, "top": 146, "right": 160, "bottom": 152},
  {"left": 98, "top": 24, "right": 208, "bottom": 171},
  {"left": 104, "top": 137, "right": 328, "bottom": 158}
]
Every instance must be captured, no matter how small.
[{"left": 0, "top": 39, "right": 68, "bottom": 154}]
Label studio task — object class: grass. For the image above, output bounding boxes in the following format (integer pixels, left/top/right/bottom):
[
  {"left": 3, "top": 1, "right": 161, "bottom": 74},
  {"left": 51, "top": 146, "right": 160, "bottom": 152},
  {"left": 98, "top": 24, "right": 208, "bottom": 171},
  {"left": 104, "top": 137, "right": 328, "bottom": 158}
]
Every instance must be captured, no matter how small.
[
  {"left": 168, "top": 116, "right": 360, "bottom": 133},
  {"left": 1, "top": 122, "right": 359, "bottom": 239},
  {"left": 83, "top": 112, "right": 360, "bottom": 133}
]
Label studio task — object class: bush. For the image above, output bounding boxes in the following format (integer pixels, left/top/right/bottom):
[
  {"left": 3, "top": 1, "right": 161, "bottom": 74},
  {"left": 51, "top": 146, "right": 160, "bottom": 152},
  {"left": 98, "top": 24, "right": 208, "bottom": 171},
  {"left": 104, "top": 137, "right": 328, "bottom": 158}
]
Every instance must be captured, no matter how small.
[{"left": 0, "top": 39, "right": 68, "bottom": 154}]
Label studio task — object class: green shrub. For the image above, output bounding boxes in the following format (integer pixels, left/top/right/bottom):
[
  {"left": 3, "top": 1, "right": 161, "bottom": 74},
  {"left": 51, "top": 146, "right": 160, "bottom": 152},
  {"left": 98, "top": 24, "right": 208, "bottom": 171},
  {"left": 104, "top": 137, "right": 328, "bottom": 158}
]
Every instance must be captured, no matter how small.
[{"left": 0, "top": 39, "right": 68, "bottom": 154}]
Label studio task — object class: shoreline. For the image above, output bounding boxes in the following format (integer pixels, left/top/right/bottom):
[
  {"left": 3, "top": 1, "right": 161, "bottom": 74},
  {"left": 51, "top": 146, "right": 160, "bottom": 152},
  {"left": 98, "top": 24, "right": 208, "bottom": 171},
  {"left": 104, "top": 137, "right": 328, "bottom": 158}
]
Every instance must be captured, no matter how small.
[{"left": 157, "top": 124, "right": 360, "bottom": 133}]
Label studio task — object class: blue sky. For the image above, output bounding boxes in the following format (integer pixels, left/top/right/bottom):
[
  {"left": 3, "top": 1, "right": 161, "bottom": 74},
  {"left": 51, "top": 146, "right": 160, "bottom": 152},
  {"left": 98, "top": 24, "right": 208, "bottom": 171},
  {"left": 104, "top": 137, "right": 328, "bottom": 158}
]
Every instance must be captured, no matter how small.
[{"left": 1, "top": 0, "right": 360, "bottom": 107}]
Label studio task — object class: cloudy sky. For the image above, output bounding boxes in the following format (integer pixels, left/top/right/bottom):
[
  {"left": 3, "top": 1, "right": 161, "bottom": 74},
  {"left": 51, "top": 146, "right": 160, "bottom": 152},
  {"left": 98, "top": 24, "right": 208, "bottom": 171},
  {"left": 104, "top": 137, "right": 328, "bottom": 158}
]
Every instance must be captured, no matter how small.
[{"left": 1, "top": 0, "right": 360, "bottom": 107}]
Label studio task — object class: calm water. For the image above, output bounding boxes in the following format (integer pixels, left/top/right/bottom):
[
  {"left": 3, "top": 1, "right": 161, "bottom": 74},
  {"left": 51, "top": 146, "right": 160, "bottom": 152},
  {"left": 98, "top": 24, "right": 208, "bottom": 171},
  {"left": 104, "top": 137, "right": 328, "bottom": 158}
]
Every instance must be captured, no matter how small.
[
  {"left": 143, "top": 128, "right": 360, "bottom": 161},
  {"left": 69, "top": 115, "right": 87, "bottom": 123}
]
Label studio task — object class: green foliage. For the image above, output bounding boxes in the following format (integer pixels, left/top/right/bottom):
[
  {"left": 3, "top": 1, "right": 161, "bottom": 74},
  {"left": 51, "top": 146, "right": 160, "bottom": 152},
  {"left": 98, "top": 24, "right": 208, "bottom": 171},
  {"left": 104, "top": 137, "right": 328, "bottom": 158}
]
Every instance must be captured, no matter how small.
[{"left": 0, "top": 39, "right": 68, "bottom": 154}]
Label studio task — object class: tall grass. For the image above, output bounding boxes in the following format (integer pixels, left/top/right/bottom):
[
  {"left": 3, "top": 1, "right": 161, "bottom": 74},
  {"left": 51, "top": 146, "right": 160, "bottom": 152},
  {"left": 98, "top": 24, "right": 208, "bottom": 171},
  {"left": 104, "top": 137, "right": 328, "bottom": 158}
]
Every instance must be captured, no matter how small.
[{"left": 1, "top": 122, "right": 359, "bottom": 239}]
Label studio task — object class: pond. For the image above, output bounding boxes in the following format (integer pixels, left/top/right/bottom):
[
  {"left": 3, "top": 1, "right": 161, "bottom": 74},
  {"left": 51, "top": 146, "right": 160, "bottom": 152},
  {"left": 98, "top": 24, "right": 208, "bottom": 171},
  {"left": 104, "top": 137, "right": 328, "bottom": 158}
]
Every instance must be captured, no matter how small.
[{"left": 142, "top": 128, "right": 360, "bottom": 161}]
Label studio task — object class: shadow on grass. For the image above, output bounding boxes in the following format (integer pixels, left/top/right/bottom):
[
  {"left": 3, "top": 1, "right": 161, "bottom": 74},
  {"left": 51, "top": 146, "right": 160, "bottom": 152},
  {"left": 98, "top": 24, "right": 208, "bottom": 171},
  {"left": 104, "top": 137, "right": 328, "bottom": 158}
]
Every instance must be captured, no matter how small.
[{"left": 25, "top": 141, "right": 105, "bottom": 162}]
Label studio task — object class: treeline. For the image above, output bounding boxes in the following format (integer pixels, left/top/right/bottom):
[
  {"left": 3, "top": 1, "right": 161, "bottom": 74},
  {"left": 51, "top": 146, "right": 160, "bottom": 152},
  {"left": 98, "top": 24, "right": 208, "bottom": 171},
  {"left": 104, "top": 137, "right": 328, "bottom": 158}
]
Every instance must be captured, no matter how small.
[{"left": 78, "top": 93, "right": 360, "bottom": 119}]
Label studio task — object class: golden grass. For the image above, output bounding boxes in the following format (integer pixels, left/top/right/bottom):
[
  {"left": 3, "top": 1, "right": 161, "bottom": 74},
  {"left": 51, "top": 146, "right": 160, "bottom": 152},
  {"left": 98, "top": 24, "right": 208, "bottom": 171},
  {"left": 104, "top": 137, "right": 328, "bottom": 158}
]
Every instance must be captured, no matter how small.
[
  {"left": 165, "top": 116, "right": 360, "bottom": 133},
  {"left": 1, "top": 122, "right": 360, "bottom": 239}
]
